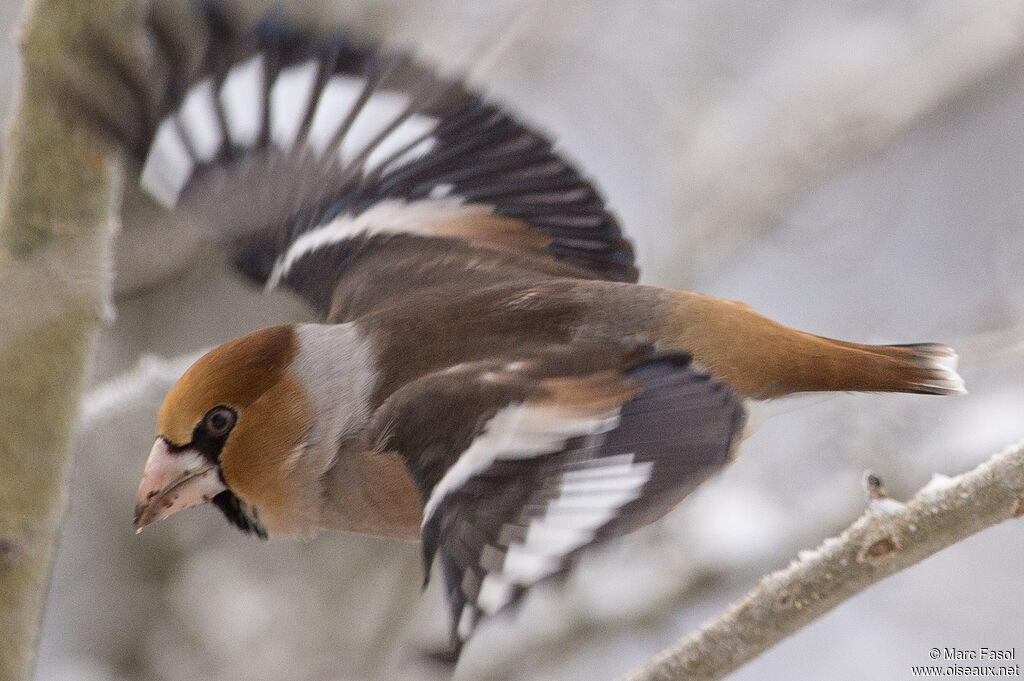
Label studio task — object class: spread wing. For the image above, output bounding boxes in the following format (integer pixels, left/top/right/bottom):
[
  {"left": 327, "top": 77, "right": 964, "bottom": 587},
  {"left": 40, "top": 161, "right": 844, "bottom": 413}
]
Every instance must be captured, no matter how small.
[
  {"left": 368, "top": 348, "right": 746, "bottom": 649},
  {"left": 71, "top": 3, "right": 637, "bottom": 318}
]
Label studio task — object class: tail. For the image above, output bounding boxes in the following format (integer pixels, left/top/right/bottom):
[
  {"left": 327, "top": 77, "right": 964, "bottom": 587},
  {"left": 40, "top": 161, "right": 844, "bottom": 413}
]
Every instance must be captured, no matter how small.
[
  {"left": 659, "top": 291, "right": 966, "bottom": 400},
  {"left": 771, "top": 339, "right": 965, "bottom": 397}
]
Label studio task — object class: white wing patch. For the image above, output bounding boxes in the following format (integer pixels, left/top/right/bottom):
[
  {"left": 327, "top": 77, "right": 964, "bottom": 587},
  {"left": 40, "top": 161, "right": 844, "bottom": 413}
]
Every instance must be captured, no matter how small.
[
  {"left": 300, "top": 72, "right": 440, "bottom": 168},
  {"left": 363, "top": 113, "right": 437, "bottom": 172},
  {"left": 306, "top": 74, "right": 364, "bottom": 154},
  {"left": 428, "top": 183, "right": 454, "bottom": 199},
  {"left": 458, "top": 452, "right": 653, "bottom": 635},
  {"left": 220, "top": 54, "right": 265, "bottom": 147},
  {"left": 138, "top": 50, "right": 441, "bottom": 232},
  {"left": 503, "top": 455, "right": 649, "bottom": 600},
  {"left": 142, "top": 57, "right": 265, "bottom": 209},
  {"left": 383, "top": 134, "right": 437, "bottom": 174},
  {"left": 265, "top": 197, "right": 489, "bottom": 289},
  {"left": 270, "top": 59, "right": 319, "bottom": 149},
  {"left": 422, "top": 401, "right": 623, "bottom": 529},
  {"left": 339, "top": 87, "right": 409, "bottom": 164},
  {"left": 476, "top": 573, "right": 516, "bottom": 615},
  {"left": 179, "top": 78, "right": 223, "bottom": 162},
  {"left": 140, "top": 117, "right": 195, "bottom": 209}
]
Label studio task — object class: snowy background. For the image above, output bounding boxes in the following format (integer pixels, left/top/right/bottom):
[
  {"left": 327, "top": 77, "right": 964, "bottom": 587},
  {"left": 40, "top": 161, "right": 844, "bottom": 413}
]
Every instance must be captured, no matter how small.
[{"left": 1, "top": 1, "right": 1021, "bottom": 679}]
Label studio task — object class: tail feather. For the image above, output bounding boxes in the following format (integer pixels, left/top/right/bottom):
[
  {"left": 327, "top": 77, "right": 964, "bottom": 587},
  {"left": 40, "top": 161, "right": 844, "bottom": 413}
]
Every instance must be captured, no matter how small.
[
  {"left": 751, "top": 337, "right": 967, "bottom": 398},
  {"left": 855, "top": 342, "right": 965, "bottom": 396},
  {"left": 660, "top": 291, "right": 966, "bottom": 399}
]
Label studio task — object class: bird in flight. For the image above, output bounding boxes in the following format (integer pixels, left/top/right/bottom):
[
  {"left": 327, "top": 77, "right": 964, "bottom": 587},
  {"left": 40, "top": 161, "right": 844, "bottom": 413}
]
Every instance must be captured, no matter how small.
[{"left": 72, "top": 2, "right": 964, "bottom": 653}]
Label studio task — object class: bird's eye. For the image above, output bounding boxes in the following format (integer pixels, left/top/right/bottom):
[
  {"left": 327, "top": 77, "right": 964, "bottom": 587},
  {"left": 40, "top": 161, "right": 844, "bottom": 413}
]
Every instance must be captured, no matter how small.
[{"left": 204, "top": 406, "right": 236, "bottom": 437}]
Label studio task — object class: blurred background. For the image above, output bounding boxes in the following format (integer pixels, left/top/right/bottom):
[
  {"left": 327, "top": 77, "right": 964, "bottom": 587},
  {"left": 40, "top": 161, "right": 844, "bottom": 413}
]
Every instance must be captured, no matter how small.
[{"left": 1, "top": 1, "right": 1021, "bottom": 679}]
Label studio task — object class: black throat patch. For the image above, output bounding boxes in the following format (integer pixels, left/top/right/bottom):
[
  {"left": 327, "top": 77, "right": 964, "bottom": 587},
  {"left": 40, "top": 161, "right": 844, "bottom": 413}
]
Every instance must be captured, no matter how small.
[{"left": 211, "top": 490, "right": 268, "bottom": 539}]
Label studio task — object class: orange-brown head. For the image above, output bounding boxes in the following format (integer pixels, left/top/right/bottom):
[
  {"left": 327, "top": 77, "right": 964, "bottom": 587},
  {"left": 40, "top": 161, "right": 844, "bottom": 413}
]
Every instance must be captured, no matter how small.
[{"left": 135, "top": 324, "right": 320, "bottom": 537}]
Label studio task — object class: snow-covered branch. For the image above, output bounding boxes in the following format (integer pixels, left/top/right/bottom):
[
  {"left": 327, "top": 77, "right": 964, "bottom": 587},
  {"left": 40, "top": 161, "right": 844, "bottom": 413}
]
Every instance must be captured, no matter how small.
[{"left": 618, "top": 439, "right": 1024, "bottom": 681}]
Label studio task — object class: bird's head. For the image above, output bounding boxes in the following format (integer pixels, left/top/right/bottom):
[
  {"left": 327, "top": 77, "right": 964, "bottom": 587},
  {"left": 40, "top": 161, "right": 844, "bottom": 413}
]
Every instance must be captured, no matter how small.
[{"left": 134, "top": 324, "right": 320, "bottom": 538}]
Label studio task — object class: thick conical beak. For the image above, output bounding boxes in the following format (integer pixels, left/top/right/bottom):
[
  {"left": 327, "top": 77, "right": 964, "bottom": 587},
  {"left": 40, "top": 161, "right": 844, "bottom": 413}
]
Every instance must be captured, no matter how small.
[{"left": 134, "top": 438, "right": 226, "bottom": 531}]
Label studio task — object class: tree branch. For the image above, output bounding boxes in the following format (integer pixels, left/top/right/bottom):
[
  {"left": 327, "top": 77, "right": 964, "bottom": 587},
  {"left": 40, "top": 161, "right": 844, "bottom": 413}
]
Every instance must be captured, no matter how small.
[
  {"left": 79, "top": 351, "right": 208, "bottom": 426},
  {"left": 618, "top": 438, "right": 1024, "bottom": 681},
  {"left": 0, "top": 1, "right": 128, "bottom": 679}
]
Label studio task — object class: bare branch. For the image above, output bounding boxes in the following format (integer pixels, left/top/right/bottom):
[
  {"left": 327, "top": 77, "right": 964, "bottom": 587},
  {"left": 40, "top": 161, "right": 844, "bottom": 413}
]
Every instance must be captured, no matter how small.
[
  {"left": 80, "top": 351, "right": 208, "bottom": 426},
  {"left": 0, "top": 1, "right": 129, "bottom": 678},
  {"left": 618, "top": 439, "right": 1024, "bottom": 681}
]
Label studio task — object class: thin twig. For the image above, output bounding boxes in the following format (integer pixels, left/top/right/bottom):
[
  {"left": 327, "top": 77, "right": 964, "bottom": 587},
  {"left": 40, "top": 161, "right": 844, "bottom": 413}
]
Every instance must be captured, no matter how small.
[{"left": 618, "top": 439, "right": 1024, "bottom": 681}]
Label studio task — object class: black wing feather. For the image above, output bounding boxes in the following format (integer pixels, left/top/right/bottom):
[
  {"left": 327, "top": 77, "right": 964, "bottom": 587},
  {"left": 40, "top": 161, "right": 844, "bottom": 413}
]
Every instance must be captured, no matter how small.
[
  {"left": 378, "top": 351, "right": 745, "bottom": 651},
  {"left": 70, "top": 2, "right": 637, "bottom": 317}
]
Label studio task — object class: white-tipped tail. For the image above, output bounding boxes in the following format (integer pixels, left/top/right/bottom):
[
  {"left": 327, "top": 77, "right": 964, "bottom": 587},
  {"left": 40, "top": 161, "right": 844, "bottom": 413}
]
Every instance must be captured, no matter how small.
[{"left": 907, "top": 344, "right": 966, "bottom": 395}]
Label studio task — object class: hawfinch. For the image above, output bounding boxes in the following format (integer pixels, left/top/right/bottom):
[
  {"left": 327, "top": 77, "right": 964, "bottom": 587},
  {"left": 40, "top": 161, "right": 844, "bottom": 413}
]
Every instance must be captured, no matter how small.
[{"left": 75, "top": 3, "right": 965, "bottom": 650}]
